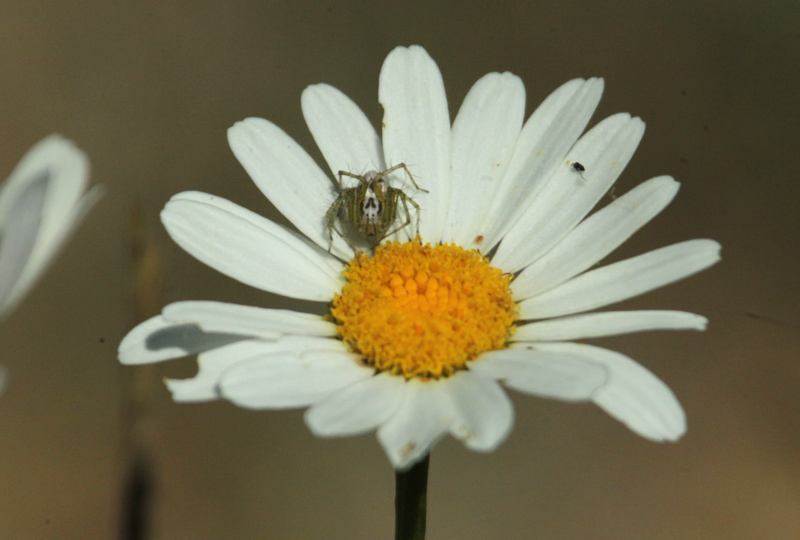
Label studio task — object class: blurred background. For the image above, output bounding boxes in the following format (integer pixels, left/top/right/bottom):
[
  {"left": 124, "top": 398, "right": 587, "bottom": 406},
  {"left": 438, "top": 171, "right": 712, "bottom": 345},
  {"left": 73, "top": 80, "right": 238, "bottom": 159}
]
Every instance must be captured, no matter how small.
[{"left": 0, "top": 0, "right": 797, "bottom": 539}]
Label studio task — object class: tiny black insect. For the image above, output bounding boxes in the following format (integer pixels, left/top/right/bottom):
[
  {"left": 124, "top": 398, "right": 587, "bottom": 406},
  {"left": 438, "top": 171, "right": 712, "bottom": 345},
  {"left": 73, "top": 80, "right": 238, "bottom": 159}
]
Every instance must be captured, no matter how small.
[{"left": 569, "top": 161, "right": 588, "bottom": 181}]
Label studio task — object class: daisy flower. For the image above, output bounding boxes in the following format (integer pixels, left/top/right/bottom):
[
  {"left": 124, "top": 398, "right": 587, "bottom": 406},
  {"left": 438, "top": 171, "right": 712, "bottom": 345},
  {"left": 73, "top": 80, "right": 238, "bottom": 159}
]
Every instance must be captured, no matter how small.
[
  {"left": 0, "top": 135, "right": 99, "bottom": 391},
  {"left": 118, "top": 45, "right": 720, "bottom": 470}
]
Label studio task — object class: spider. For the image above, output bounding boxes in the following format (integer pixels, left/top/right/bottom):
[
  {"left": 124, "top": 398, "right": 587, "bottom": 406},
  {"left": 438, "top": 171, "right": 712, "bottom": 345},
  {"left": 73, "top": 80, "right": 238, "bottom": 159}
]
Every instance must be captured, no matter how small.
[{"left": 325, "top": 163, "right": 427, "bottom": 252}]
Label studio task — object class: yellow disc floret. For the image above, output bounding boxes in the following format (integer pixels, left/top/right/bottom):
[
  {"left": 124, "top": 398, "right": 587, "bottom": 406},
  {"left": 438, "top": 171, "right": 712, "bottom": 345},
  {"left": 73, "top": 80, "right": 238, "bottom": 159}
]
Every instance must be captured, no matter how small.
[{"left": 331, "top": 240, "right": 518, "bottom": 379}]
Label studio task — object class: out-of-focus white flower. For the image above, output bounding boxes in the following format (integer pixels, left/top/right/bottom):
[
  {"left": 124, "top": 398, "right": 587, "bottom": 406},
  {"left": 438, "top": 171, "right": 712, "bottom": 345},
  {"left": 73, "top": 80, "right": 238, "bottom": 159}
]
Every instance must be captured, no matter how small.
[
  {"left": 0, "top": 135, "right": 100, "bottom": 321},
  {"left": 0, "top": 134, "right": 100, "bottom": 392}
]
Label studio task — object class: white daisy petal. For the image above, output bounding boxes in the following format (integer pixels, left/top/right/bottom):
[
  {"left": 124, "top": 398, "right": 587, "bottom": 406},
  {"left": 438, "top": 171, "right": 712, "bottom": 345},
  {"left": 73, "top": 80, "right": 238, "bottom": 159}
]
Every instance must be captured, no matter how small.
[
  {"left": 166, "top": 340, "right": 275, "bottom": 402},
  {"left": 304, "top": 372, "right": 405, "bottom": 437},
  {"left": 161, "top": 191, "right": 343, "bottom": 301},
  {"left": 167, "top": 336, "right": 347, "bottom": 402},
  {"left": 220, "top": 349, "right": 373, "bottom": 409},
  {"left": 172, "top": 190, "right": 344, "bottom": 276},
  {"left": 0, "top": 170, "right": 48, "bottom": 312},
  {"left": 301, "top": 83, "right": 385, "bottom": 179},
  {"left": 377, "top": 379, "right": 456, "bottom": 470},
  {"left": 444, "top": 72, "right": 525, "bottom": 246},
  {"left": 446, "top": 372, "right": 514, "bottom": 452},
  {"left": 493, "top": 113, "right": 645, "bottom": 272},
  {"left": 537, "top": 342, "right": 685, "bottom": 441},
  {"left": 512, "top": 176, "right": 680, "bottom": 300},
  {"left": 470, "top": 347, "right": 607, "bottom": 401},
  {"left": 118, "top": 315, "right": 247, "bottom": 365},
  {"left": 519, "top": 239, "right": 722, "bottom": 320},
  {"left": 478, "top": 78, "right": 604, "bottom": 251},
  {"left": 379, "top": 45, "right": 451, "bottom": 243},
  {"left": 162, "top": 301, "right": 335, "bottom": 340},
  {"left": 227, "top": 117, "right": 353, "bottom": 259},
  {"left": 0, "top": 136, "right": 100, "bottom": 319},
  {"left": 0, "top": 136, "right": 88, "bottom": 253},
  {"left": 513, "top": 310, "right": 708, "bottom": 341}
]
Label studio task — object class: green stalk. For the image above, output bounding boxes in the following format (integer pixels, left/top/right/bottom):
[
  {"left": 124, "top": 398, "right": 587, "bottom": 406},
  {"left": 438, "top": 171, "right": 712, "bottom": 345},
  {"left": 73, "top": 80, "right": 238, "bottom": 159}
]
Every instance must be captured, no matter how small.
[{"left": 394, "top": 454, "right": 430, "bottom": 540}]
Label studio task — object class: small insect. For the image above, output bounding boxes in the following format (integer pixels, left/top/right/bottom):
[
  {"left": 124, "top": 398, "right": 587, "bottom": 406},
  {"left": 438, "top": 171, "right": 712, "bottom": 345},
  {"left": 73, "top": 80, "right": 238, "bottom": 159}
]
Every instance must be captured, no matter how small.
[
  {"left": 570, "top": 161, "right": 588, "bottom": 180},
  {"left": 325, "top": 163, "right": 428, "bottom": 252},
  {"left": 569, "top": 161, "right": 618, "bottom": 201}
]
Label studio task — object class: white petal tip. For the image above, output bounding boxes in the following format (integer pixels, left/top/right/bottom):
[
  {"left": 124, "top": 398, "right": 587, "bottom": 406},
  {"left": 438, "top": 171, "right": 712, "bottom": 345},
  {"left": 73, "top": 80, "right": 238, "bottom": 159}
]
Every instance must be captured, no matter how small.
[
  {"left": 165, "top": 378, "right": 218, "bottom": 403},
  {"left": 643, "top": 425, "right": 686, "bottom": 443},
  {"left": 692, "top": 315, "right": 709, "bottom": 331},
  {"left": 694, "top": 239, "right": 723, "bottom": 267},
  {"left": 227, "top": 117, "right": 272, "bottom": 143}
]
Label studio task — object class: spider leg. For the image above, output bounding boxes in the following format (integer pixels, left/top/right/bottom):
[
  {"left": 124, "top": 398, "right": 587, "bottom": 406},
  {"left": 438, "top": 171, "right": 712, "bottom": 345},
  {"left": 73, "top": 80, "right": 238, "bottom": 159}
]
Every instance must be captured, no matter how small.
[
  {"left": 406, "top": 195, "right": 422, "bottom": 237},
  {"left": 325, "top": 196, "right": 345, "bottom": 252},
  {"left": 377, "top": 163, "right": 428, "bottom": 193},
  {"left": 381, "top": 191, "right": 416, "bottom": 241},
  {"left": 337, "top": 170, "right": 365, "bottom": 190}
]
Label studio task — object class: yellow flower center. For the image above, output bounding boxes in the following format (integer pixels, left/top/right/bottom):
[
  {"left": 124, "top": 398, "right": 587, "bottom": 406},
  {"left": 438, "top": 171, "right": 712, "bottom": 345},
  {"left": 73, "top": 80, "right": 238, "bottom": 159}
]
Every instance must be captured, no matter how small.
[{"left": 331, "top": 240, "right": 518, "bottom": 379}]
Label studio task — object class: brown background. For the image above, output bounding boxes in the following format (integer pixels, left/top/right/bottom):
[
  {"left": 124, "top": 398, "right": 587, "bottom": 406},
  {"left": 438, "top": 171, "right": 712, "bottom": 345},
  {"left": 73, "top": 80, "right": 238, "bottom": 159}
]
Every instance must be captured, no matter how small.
[{"left": 0, "top": 1, "right": 797, "bottom": 539}]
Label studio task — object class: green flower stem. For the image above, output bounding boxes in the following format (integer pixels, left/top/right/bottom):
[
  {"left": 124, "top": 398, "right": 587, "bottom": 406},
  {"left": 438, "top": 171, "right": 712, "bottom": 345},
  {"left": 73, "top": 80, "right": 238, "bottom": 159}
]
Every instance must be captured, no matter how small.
[{"left": 394, "top": 453, "right": 430, "bottom": 540}]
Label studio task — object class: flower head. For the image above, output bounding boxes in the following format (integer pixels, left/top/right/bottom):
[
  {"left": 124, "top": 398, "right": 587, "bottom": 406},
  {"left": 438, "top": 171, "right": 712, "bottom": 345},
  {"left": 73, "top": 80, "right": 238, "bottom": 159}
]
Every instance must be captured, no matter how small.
[
  {"left": 331, "top": 240, "right": 518, "bottom": 379},
  {"left": 119, "top": 46, "right": 720, "bottom": 469}
]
